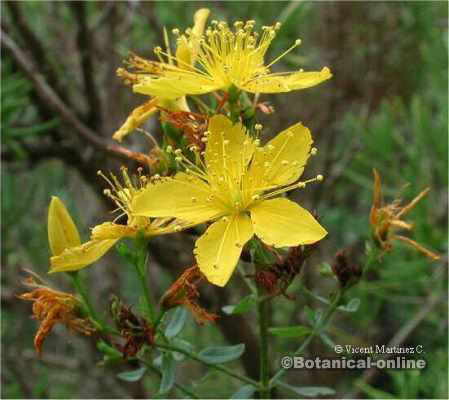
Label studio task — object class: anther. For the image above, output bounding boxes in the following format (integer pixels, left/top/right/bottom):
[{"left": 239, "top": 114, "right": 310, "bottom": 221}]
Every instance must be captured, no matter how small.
[
  {"left": 281, "top": 160, "right": 289, "bottom": 166},
  {"left": 174, "top": 149, "right": 182, "bottom": 155},
  {"left": 255, "top": 123, "right": 263, "bottom": 131},
  {"left": 311, "top": 147, "right": 318, "bottom": 155},
  {"left": 316, "top": 174, "right": 324, "bottom": 182},
  {"left": 172, "top": 28, "right": 180, "bottom": 35},
  {"left": 166, "top": 145, "right": 173, "bottom": 153},
  {"left": 295, "top": 39, "right": 302, "bottom": 46},
  {"left": 201, "top": 137, "right": 208, "bottom": 143},
  {"left": 254, "top": 139, "right": 261, "bottom": 146},
  {"left": 175, "top": 156, "right": 182, "bottom": 162}
]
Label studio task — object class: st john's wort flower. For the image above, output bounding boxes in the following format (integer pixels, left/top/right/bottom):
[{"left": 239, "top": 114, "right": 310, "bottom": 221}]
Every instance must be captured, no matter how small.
[{"left": 132, "top": 115, "right": 327, "bottom": 286}]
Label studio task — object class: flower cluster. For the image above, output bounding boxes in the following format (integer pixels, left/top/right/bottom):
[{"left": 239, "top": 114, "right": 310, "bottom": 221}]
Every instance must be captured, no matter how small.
[{"left": 19, "top": 9, "right": 438, "bottom": 361}]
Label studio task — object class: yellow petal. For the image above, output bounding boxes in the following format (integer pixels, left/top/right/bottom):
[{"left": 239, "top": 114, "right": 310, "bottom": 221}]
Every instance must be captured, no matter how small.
[
  {"left": 132, "top": 173, "right": 225, "bottom": 224},
  {"left": 205, "top": 115, "right": 255, "bottom": 186},
  {"left": 49, "top": 239, "right": 119, "bottom": 273},
  {"left": 176, "top": 8, "right": 210, "bottom": 66},
  {"left": 133, "top": 72, "right": 220, "bottom": 100},
  {"left": 195, "top": 214, "right": 254, "bottom": 286},
  {"left": 91, "top": 222, "right": 136, "bottom": 240},
  {"left": 192, "top": 8, "right": 210, "bottom": 37},
  {"left": 249, "top": 122, "right": 313, "bottom": 189},
  {"left": 48, "top": 196, "right": 81, "bottom": 257},
  {"left": 250, "top": 198, "right": 327, "bottom": 247},
  {"left": 112, "top": 98, "right": 159, "bottom": 142},
  {"left": 242, "top": 67, "right": 332, "bottom": 93}
]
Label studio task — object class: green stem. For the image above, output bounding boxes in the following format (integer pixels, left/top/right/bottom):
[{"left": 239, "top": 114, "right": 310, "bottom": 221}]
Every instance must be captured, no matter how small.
[
  {"left": 134, "top": 250, "right": 157, "bottom": 323},
  {"left": 269, "top": 289, "right": 344, "bottom": 388},
  {"left": 154, "top": 309, "right": 167, "bottom": 330},
  {"left": 155, "top": 343, "right": 260, "bottom": 388},
  {"left": 69, "top": 272, "right": 102, "bottom": 328},
  {"left": 257, "top": 287, "right": 270, "bottom": 398}
]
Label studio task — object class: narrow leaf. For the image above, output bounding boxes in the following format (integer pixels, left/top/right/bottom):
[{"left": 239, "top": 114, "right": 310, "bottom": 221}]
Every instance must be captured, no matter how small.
[
  {"left": 165, "top": 307, "right": 188, "bottom": 338},
  {"left": 198, "top": 344, "right": 245, "bottom": 364},
  {"left": 159, "top": 353, "right": 176, "bottom": 394},
  {"left": 222, "top": 294, "right": 257, "bottom": 315},
  {"left": 338, "top": 298, "right": 361, "bottom": 312},
  {"left": 172, "top": 338, "right": 194, "bottom": 361},
  {"left": 269, "top": 326, "right": 312, "bottom": 338},
  {"left": 117, "top": 366, "right": 147, "bottom": 382}
]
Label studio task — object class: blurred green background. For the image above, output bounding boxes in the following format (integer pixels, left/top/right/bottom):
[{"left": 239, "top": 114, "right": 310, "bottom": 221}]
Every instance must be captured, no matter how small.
[{"left": 1, "top": 1, "right": 448, "bottom": 399}]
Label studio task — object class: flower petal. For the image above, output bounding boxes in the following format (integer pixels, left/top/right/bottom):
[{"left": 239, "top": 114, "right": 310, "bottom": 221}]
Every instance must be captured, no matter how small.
[
  {"left": 176, "top": 8, "right": 210, "bottom": 66},
  {"left": 113, "top": 98, "right": 159, "bottom": 142},
  {"left": 132, "top": 173, "right": 225, "bottom": 225},
  {"left": 195, "top": 214, "right": 254, "bottom": 287},
  {"left": 205, "top": 115, "right": 256, "bottom": 186},
  {"left": 250, "top": 198, "right": 327, "bottom": 247},
  {"left": 91, "top": 222, "right": 136, "bottom": 240},
  {"left": 242, "top": 67, "right": 332, "bottom": 93},
  {"left": 48, "top": 196, "right": 81, "bottom": 257},
  {"left": 248, "top": 122, "right": 313, "bottom": 190},
  {"left": 133, "top": 72, "right": 220, "bottom": 100},
  {"left": 49, "top": 239, "right": 119, "bottom": 273}
]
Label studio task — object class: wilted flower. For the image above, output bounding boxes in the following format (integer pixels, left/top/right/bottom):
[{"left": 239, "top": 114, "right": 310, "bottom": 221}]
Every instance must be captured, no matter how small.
[
  {"left": 160, "top": 265, "right": 218, "bottom": 324},
  {"left": 331, "top": 249, "right": 362, "bottom": 288},
  {"left": 255, "top": 243, "right": 320, "bottom": 298},
  {"left": 123, "top": 15, "right": 331, "bottom": 101},
  {"left": 49, "top": 168, "right": 186, "bottom": 273},
  {"left": 133, "top": 115, "right": 327, "bottom": 286},
  {"left": 109, "top": 296, "right": 155, "bottom": 358},
  {"left": 113, "top": 8, "right": 210, "bottom": 142},
  {"left": 18, "top": 277, "right": 95, "bottom": 354},
  {"left": 370, "top": 169, "right": 439, "bottom": 260}
]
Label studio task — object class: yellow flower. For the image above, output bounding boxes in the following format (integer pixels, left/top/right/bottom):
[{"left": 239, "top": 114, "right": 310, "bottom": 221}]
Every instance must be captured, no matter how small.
[
  {"left": 113, "top": 8, "right": 210, "bottom": 142},
  {"left": 133, "top": 115, "right": 327, "bottom": 286},
  {"left": 129, "top": 18, "right": 331, "bottom": 101},
  {"left": 370, "top": 169, "right": 439, "bottom": 261},
  {"left": 49, "top": 168, "right": 183, "bottom": 273}
]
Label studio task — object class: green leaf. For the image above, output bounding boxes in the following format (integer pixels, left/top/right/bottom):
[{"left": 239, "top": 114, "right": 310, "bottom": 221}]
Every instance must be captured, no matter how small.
[
  {"left": 338, "top": 298, "right": 361, "bottom": 312},
  {"left": 248, "top": 238, "right": 277, "bottom": 265},
  {"left": 159, "top": 353, "right": 176, "bottom": 394},
  {"left": 222, "top": 294, "right": 257, "bottom": 315},
  {"left": 230, "top": 384, "right": 257, "bottom": 399},
  {"left": 165, "top": 307, "right": 188, "bottom": 338},
  {"left": 172, "top": 338, "right": 194, "bottom": 361},
  {"left": 198, "top": 344, "right": 245, "bottom": 364},
  {"left": 269, "top": 325, "right": 312, "bottom": 338},
  {"left": 117, "top": 366, "right": 147, "bottom": 382},
  {"left": 279, "top": 382, "right": 336, "bottom": 397}
]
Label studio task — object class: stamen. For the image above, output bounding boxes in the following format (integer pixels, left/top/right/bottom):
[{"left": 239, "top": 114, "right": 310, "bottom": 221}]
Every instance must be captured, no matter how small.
[{"left": 265, "top": 38, "right": 302, "bottom": 69}]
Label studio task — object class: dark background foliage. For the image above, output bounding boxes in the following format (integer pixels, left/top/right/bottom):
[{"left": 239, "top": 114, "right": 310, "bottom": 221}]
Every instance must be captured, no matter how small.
[{"left": 1, "top": 1, "right": 448, "bottom": 398}]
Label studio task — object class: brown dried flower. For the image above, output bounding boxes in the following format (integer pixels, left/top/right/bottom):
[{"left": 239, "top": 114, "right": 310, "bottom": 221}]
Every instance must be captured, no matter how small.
[
  {"left": 18, "top": 277, "right": 96, "bottom": 354},
  {"left": 161, "top": 265, "right": 218, "bottom": 324},
  {"left": 370, "top": 169, "right": 439, "bottom": 260}
]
